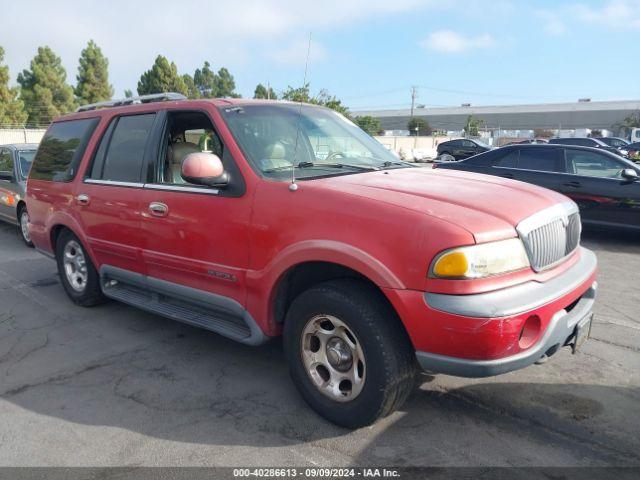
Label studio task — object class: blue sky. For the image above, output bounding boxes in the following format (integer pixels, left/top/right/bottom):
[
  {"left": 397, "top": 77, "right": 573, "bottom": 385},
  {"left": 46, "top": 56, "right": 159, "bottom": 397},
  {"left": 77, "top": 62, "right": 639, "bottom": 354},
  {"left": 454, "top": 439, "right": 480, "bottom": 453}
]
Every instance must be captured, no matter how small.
[{"left": 1, "top": 0, "right": 639, "bottom": 111}]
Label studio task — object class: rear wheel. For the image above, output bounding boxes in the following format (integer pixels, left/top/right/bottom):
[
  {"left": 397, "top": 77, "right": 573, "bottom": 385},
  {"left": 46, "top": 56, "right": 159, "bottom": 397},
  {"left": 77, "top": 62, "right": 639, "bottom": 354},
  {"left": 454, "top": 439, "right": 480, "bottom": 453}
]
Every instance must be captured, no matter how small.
[
  {"left": 284, "top": 279, "right": 417, "bottom": 428},
  {"left": 55, "top": 229, "right": 105, "bottom": 307},
  {"left": 17, "top": 205, "right": 34, "bottom": 247}
]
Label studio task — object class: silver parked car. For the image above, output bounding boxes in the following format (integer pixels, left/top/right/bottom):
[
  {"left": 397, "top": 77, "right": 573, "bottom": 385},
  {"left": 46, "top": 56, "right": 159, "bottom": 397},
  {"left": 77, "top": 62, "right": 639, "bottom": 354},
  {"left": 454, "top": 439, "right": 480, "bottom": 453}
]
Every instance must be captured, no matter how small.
[{"left": 0, "top": 143, "right": 38, "bottom": 246}]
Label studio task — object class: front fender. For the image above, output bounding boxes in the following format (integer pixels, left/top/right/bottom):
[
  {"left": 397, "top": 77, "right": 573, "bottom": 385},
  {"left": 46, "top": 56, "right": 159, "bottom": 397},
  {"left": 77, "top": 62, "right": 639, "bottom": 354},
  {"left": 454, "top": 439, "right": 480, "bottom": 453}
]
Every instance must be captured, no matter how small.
[{"left": 244, "top": 240, "right": 404, "bottom": 336}]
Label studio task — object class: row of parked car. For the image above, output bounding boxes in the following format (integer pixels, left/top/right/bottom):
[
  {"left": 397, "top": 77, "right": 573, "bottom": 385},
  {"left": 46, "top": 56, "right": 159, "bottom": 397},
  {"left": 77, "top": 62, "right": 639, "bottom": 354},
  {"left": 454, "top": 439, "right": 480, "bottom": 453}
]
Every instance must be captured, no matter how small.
[
  {"left": 435, "top": 139, "right": 640, "bottom": 230},
  {"left": 437, "top": 136, "right": 640, "bottom": 162}
]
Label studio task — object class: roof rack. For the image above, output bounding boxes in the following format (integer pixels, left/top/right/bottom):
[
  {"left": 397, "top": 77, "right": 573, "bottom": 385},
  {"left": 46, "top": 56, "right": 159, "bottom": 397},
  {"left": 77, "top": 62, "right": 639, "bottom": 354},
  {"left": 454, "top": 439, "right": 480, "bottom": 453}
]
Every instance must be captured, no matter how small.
[{"left": 76, "top": 92, "right": 187, "bottom": 112}]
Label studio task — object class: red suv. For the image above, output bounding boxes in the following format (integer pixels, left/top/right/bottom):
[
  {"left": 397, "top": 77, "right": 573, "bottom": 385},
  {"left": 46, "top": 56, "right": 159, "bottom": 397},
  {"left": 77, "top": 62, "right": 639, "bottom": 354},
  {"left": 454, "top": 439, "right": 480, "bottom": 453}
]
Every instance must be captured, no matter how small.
[{"left": 26, "top": 94, "right": 597, "bottom": 428}]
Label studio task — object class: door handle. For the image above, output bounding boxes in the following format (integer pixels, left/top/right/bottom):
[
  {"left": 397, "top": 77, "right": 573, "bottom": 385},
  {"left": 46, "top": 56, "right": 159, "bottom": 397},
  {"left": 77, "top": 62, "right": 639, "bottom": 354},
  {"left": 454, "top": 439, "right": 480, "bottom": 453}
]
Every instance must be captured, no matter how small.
[
  {"left": 148, "top": 201, "right": 168, "bottom": 217},
  {"left": 76, "top": 194, "right": 90, "bottom": 206},
  {"left": 563, "top": 181, "right": 582, "bottom": 188}
]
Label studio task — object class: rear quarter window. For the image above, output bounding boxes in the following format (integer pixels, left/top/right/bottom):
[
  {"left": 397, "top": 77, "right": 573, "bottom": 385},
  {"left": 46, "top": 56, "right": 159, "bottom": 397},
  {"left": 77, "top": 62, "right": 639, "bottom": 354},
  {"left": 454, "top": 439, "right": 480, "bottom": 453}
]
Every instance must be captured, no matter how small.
[{"left": 30, "top": 118, "right": 99, "bottom": 182}]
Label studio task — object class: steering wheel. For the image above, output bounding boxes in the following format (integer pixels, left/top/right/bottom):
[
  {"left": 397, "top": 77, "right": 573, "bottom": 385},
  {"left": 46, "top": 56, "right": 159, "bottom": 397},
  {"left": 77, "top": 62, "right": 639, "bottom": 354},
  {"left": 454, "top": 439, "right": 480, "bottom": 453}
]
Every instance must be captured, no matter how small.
[{"left": 324, "top": 151, "right": 346, "bottom": 162}]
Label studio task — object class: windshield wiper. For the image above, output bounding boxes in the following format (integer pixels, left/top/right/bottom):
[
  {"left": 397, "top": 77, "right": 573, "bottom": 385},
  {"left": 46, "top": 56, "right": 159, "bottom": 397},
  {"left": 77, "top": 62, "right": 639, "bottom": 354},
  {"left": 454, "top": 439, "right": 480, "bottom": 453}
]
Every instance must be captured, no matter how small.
[
  {"left": 300, "top": 161, "right": 379, "bottom": 171},
  {"left": 264, "top": 162, "right": 378, "bottom": 173},
  {"left": 378, "top": 160, "right": 414, "bottom": 169}
]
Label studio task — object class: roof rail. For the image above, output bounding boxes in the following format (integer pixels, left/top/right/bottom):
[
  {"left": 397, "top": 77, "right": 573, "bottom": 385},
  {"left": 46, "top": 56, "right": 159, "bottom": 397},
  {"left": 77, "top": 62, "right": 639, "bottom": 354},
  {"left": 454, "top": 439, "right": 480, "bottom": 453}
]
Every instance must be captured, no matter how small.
[{"left": 76, "top": 92, "right": 188, "bottom": 112}]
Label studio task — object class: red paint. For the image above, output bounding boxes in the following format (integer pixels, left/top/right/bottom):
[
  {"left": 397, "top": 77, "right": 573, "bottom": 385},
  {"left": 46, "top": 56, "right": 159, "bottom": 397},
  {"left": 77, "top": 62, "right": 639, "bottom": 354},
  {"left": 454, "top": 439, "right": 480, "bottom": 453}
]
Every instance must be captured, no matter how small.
[{"left": 26, "top": 99, "right": 598, "bottom": 364}]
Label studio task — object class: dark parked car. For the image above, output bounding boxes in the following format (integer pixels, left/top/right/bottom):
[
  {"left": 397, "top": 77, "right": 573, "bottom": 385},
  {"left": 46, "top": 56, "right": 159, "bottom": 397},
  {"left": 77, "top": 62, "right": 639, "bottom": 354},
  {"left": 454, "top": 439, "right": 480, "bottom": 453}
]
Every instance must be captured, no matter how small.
[
  {"left": 626, "top": 142, "right": 640, "bottom": 160},
  {"left": 503, "top": 139, "right": 549, "bottom": 146},
  {"left": 0, "top": 143, "right": 38, "bottom": 245},
  {"left": 596, "top": 137, "right": 629, "bottom": 148},
  {"left": 435, "top": 144, "right": 640, "bottom": 230},
  {"left": 436, "top": 138, "right": 491, "bottom": 160},
  {"left": 549, "top": 137, "right": 625, "bottom": 157}
]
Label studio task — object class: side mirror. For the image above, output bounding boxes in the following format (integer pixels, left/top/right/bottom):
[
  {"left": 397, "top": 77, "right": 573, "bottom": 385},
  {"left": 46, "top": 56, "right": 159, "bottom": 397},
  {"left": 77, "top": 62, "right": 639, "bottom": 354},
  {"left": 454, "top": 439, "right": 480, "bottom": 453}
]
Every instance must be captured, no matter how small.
[
  {"left": 181, "top": 152, "right": 229, "bottom": 188},
  {"left": 622, "top": 168, "right": 639, "bottom": 181},
  {"left": 0, "top": 171, "right": 14, "bottom": 182}
]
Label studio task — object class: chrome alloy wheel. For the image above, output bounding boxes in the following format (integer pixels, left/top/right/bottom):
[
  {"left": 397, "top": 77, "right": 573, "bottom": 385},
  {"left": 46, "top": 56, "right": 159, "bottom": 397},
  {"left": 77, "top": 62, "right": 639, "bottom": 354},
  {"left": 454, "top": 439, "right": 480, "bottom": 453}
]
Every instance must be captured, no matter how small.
[
  {"left": 20, "top": 210, "right": 31, "bottom": 243},
  {"left": 300, "top": 315, "right": 366, "bottom": 402},
  {"left": 63, "top": 240, "right": 88, "bottom": 292}
]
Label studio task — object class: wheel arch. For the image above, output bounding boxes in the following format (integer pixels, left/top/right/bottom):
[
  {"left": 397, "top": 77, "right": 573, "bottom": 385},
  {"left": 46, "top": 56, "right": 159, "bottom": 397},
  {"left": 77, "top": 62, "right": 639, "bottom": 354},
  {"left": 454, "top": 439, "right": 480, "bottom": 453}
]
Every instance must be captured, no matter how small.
[
  {"left": 269, "top": 260, "right": 411, "bottom": 349},
  {"left": 16, "top": 200, "right": 26, "bottom": 218},
  {"left": 47, "top": 216, "right": 98, "bottom": 269}
]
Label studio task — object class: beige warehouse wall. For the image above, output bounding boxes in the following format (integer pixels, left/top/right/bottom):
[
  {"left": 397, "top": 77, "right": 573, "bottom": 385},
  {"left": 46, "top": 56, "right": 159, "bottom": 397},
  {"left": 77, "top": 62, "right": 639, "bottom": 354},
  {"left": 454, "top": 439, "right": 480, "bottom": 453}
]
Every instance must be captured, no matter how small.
[{"left": 0, "top": 129, "right": 47, "bottom": 145}]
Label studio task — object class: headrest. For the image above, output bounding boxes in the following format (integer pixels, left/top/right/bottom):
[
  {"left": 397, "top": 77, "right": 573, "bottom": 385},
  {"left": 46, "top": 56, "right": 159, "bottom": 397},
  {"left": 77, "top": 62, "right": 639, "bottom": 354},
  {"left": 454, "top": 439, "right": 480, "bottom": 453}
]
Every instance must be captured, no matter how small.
[
  {"left": 262, "top": 142, "right": 286, "bottom": 160},
  {"left": 170, "top": 142, "right": 200, "bottom": 165}
]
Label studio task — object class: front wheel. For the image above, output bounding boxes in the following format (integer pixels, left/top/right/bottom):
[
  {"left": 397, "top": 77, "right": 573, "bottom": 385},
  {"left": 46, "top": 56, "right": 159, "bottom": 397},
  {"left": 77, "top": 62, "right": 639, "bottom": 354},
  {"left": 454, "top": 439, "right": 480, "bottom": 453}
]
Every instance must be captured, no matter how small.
[
  {"left": 17, "top": 206, "right": 34, "bottom": 247},
  {"left": 284, "top": 280, "right": 417, "bottom": 428}
]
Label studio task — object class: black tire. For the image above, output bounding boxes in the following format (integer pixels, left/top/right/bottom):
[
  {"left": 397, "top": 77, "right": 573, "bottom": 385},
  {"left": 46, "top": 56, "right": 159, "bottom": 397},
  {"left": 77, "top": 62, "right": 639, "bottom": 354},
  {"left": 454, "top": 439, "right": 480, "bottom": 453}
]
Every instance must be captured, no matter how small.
[
  {"left": 284, "top": 279, "right": 417, "bottom": 428},
  {"left": 55, "top": 229, "right": 105, "bottom": 307},
  {"left": 17, "top": 205, "right": 34, "bottom": 248}
]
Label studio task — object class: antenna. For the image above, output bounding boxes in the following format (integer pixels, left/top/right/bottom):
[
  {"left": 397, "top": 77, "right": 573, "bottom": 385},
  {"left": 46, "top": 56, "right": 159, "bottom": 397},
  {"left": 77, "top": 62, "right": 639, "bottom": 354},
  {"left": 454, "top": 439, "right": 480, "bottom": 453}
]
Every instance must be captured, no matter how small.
[{"left": 290, "top": 32, "right": 312, "bottom": 192}]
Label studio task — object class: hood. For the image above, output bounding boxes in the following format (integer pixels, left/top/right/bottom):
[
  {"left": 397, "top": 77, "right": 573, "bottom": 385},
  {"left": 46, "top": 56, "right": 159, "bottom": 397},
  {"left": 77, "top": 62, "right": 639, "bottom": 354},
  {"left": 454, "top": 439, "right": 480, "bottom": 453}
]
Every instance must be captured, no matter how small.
[{"left": 313, "top": 167, "right": 570, "bottom": 244}]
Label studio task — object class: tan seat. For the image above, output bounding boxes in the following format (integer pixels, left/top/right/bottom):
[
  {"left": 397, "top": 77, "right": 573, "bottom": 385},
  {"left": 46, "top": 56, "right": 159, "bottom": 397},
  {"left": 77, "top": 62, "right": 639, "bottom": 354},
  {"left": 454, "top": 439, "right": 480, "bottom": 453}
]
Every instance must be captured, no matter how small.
[
  {"left": 260, "top": 142, "right": 291, "bottom": 170},
  {"left": 167, "top": 142, "right": 199, "bottom": 183}
]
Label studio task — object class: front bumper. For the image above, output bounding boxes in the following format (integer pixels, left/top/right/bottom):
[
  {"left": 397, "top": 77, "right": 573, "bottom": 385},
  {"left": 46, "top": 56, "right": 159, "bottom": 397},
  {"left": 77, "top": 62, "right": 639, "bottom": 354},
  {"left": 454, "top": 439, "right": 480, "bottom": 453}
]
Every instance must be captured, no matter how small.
[{"left": 412, "top": 247, "right": 597, "bottom": 377}]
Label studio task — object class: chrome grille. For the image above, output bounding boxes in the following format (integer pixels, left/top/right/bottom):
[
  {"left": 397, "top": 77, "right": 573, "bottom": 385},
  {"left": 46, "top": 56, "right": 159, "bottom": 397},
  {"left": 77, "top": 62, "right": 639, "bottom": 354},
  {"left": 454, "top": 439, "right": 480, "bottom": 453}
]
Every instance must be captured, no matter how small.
[{"left": 516, "top": 203, "right": 581, "bottom": 272}]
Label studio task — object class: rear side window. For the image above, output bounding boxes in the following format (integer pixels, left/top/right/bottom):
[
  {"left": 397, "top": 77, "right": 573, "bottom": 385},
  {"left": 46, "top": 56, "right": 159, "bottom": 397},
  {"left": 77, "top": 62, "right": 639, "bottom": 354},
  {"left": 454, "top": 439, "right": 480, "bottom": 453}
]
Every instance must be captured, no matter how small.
[
  {"left": 30, "top": 118, "right": 99, "bottom": 181},
  {"left": 467, "top": 149, "right": 518, "bottom": 167},
  {"left": 567, "top": 150, "right": 625, "bottom": 179},
  {"left": 518, "top": 148, "right": 563, "bottom": 172},
  {"left": 91, "top": 114, "right": 155, "bottom": 182}
]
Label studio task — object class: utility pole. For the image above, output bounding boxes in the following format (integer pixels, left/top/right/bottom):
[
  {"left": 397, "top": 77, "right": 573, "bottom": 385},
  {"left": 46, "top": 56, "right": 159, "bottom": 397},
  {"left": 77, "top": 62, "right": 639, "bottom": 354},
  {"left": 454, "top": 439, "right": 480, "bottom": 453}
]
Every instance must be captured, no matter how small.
[
  {"left": 267, "top": 81, "right": 271, "bottom": 100},
  {"left": 410, "top": 86, "right": 418, "bottom": 118}
]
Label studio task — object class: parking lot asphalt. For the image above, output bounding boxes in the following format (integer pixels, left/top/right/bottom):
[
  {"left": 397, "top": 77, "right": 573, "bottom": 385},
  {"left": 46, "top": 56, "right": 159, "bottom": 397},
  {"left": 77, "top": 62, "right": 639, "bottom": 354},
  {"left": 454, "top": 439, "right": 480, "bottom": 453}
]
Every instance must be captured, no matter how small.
[{"left": 0, "top": 222, "right": 638, "bottom": 467}]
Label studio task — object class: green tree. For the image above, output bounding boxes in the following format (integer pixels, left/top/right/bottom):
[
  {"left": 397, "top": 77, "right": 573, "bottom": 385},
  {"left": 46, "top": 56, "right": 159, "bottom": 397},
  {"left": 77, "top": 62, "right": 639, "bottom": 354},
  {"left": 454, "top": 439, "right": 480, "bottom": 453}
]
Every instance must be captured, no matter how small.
[
  {"left": 355, "top": 116, "right": 381, "bottom": 136},
  {"left": 281, "top": 83, "right": 349, "bottom": 116},
  {"left": 215, "top": 67, "right": 239, "bottom": 98},
  {"left": 182, "top": 74, "right": 200, "bottom": 99},
  {"left": 281, "top": 84, "right": 311, "bottom": 102},
  {"left": 192, "top": 62, "right": 239, "bottom": 98},
  {"left": 533, "top": 128, "right": 554, "bottom": 138},
  {"left": 75, "top": 40, "right": 113, "bottom": 105},
  {"left": 253, "top": 83, "right": 277, "bottom": 99},
  {"left": 464, "top": 115, "right": 485, "bottom": 137},
  {"left": 0, "top": 46, "right": 27, "bottom": 127},
  {"left": 17, "top": 46, "right": 76, "bottom": 126},
  {"left": 193, "top": 61, "right": 217, "bottom": 98},
  {"left": 618, "top": 111, "right": 640, "bottom": 128},
  {"left": 614, "top": 111, "right": 640, "bottom": 138},
  {"left": 124, "top": 89, "right": 133, "bottom": 98},
  {"left": 407, "top": 117, "right": 432, "bottom": 136},
  {"left": 315, "top": 90, "right": 349, "bottom": 116},
  {"left": 137, "top": 55, "right": 188, "bottom": 96}
]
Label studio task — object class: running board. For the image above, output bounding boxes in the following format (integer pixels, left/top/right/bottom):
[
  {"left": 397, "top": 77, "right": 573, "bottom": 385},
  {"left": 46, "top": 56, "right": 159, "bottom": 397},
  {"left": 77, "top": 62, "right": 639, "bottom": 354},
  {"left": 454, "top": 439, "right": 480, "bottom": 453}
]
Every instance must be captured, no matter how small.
[{"left": 99, "top": 265, "right": 267, "bottom": 345}]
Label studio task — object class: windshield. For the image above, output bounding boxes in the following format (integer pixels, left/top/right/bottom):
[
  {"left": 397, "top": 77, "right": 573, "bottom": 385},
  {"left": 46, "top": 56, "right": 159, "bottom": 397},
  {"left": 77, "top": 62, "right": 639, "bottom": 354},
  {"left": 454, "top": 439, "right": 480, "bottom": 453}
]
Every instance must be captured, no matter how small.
[
  {"left": 473, "top": 139, "right": 490, "bottom": 148},
  {"left": 605, "top": 138, "right": 629, "bottom": 147},
  {"left": 220, "top": 103, "right": 409, "bottom": 180},
  {"left": 17, "top": 150, "right": 36, "bottom": 179}
]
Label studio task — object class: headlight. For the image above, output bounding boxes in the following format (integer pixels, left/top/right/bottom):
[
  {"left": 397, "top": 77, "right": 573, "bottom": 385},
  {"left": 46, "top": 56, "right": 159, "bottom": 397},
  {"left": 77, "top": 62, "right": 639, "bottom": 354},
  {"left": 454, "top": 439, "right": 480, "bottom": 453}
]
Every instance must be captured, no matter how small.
[
  {"left": 431, "top": 238, "right": 530, "bottom": 279},
  {"left": 620, "top": 149, "right": 629, "bottom": 156}
]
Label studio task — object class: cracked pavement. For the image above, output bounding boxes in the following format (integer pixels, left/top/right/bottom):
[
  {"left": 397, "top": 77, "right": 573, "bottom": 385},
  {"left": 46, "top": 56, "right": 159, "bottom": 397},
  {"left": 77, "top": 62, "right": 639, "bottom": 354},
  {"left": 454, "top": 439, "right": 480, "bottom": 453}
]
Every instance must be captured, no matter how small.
[{"left": 0, "top": 223, "right": 638, "bottom": 467}]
